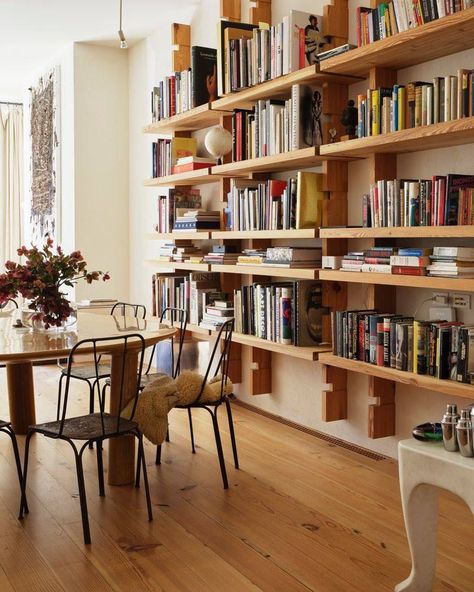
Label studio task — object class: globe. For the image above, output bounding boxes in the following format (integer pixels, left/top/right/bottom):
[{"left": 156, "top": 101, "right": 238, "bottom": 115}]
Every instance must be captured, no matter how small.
[{"left": 204, "top": 125, "right": 232, "bottom": 163}]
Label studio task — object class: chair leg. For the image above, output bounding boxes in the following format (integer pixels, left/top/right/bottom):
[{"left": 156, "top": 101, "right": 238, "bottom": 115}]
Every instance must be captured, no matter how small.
[
  {"left": 74, "top": 448, "right": 91, "bottom": 544},
  {"left": 57, "top": 373, "right": 65, "bottom": 421},
  {"left": 165, "top": 427, "right": 170, "bottom": 443},
  {"left": 96, "top": 440, "right": 105, "bottom": 497},
  {"left": 4, "top": 427, "right": 27, "bottom": 518},
  {"left": 224, "top": 399, "right": 239, "bottom": 469},
  {"left": 137, "top": 434, "right": 153, "bottom": 521},
  {"left": 88, "top": 381, "right": 95, "bottom": 449},
  {"left": 19, "top": 431, "right": 33, "bottom": 519},
  {"left": 135, "top": 444, "right": 142, "bottom": 487},
  {"left": 155, "top": 445, "right": 162, "bottom": 465},
  {"left": 187, "top": 408, "right": 196, "bottom": 453},
  {"left": 211, "top": 409, "right": 229, "bottom": 490}
]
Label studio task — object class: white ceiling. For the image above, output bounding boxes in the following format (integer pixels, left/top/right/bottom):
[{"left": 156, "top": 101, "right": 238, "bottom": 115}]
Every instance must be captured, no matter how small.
[{"left": 0, "top": 0, "right": 200, "bottom": 100}]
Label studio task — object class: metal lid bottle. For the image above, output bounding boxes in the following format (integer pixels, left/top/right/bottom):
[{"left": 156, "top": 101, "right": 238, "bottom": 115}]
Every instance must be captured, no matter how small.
[
  {"left": 456, "top": 409, "right": 474, "bottom": 458},
  {"left": 441, "top": 404, "right": 460, "bottom": 452}
]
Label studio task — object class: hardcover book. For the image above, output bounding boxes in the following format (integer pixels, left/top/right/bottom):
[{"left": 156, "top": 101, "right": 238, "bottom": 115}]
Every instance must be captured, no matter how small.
[{"left": 191, "top": 46, "right": 218, "bottom": 107}]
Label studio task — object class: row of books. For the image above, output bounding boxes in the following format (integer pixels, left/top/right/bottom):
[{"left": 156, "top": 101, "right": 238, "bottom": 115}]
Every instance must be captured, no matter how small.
[
  {"left": 362, "top": 174, "right": 474, "bottom": 227},
  {"left": 152, "top": 137, "right": 196, "bottom": 178},
  {"left": 234, "top": 281, "right": 327, "bottom": 346},
  {"left": 356, "top": 0, "right": 473, "bottom": 47},
  {"left": 151, "top": 46, "right": 217, "bottom": 121},
  {"left": 225, "top": 173, "right": 326, "bottom": 232},
  {"left": 332, "top": 308, "right": 474, "bottom": 383},
  {"left": 357, "top": 73, "right": 474, "bottom": 137},
  {"left": 217, "top": 11, "right": 325, "bottom": 96},
  {"left": 156, "top": 188, "right": 201, "bottom": 233},
  {"left": 231, "top": 84, "right": 323, "bottom": 161},
  {"left": 237, "top": 246, "right": 322, "bottom": 269},
  {"left": 339, "top": 246, "right": 474, "bottom": 277},
  {"left": 157, "top": 241, "right": 203, "bottom": 263}
]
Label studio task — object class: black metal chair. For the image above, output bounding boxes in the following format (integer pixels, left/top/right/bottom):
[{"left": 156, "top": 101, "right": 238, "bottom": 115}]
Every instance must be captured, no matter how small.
[
  {"left": 20, "top": 334, "right": 152, "bottom": 544},
  {"left": 0, "top": 299, "right": 18, "bottom": 310},
  {"left": 57, "top": 302, "right": 147, "bottom": 423},
  {"left": 0, "top": 420, "right": 27, "bottom": 518},
  {"left": 157, "top": 318, "right": 238, "bottom": 489}
]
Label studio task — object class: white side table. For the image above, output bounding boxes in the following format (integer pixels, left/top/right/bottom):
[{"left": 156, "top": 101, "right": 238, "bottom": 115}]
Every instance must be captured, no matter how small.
[{"left": 396, "top": 439, "right": 474, "bottom": 592}]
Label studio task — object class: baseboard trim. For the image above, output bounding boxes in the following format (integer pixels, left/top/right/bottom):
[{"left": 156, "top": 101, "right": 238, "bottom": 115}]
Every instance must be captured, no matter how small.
[{"left": 231, "top": 397, "right": 388, "bottom": 461}]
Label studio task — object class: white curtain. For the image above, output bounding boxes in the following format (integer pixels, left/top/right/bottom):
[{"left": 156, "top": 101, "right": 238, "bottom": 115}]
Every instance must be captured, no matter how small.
[{"left": 0, "top": 105, "right": 23, "bottom": 264}]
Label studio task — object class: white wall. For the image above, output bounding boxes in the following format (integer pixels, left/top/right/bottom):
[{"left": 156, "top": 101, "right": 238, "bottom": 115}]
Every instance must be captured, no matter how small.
[{"left": 128, "top": 0, "right": 474, "bottom": 458}]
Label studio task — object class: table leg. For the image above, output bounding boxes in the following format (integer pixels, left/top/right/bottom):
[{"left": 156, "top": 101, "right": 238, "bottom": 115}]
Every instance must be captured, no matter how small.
[
  {"left": 6, "top": 361, "right": 36, "bottom": 434},
  {"left": 395, "top": 482, "right": 439, "bottom": 592},
  {"left": 107, "top": 350, "right": 138, "bottom": 485}
]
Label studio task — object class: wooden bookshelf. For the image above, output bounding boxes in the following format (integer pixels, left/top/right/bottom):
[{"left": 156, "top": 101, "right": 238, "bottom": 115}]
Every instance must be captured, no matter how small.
[
  {"left": 146, "top": 260, "right": 210, "bottom": 272},
  {"left": 320, "top": 117, "right": 474, "bottom": 159},
  {"left": 144, "top": 168, "right": 216, "bottom": 187},
  {"left": 147, "top": 231, "right": 212, "bottom": 240},
  {"left": 228, "top": 332, "right": 331, "bottom": 360},
  {"left": 212, "top": 65, "right": 360, "bottom": 111},
  {"left": 320, "top": 226, "right": 474, "bottom": 239},
  {"left": 213, "top": 147, "right": 333, "bottom": 176},
  {"left": 143, "top": 104, "right": 229, "bottom": 134},
  {"left": 319, "top": 270, "right": 474, "bottom": 291},
  {"left": 319, "top": 7, "right": 474, "bottom": 77},
  {"left": 212, "top": 229, "right": 319, "bottom": 240},
  {"left": 319, "top": 353, "right": 474, "bottom": 400},
  {"left": 211, "top": 264, "right": 319, "bottom": 279}
]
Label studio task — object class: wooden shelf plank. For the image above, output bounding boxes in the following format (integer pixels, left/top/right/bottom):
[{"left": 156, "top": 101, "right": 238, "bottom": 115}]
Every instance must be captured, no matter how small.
[
  {"left": 212, "top": 229, "right": 319, "bottom": 240},
  {"left": 212, "top": 66, "right": 360, "bottom": 111},
  {"left": 319, "top": 7, "right": 474, "bottom": 77},
  {"left": 146, "top": 231, "right": 212, "bottom": 240},
  {"left": 143, "top": 104, "right": 230, "bottom": 134},
  {"left": 144, "top": 168, "right": 216, "bottom": 187},
  {"left": 320, "top": 226, "right": 474, "bottom": 239},
  {"left": 228, "top": 332, "right": 331, "bottom": 360},
  {"left": 318, "top": 352, "right": 474, "bottom": 400},
  {"left": 319, "top": 117, "right": 474, "bottom": 158},
  {"left": 211, "top": 264, "right": 320, "bottom": 279},
  {"left": 146, "top": 260, "right": 210, "bottom": 272},
  {"left": 212, "top": 147, "right": 333, "bottom": 176},
  {"left": 319, "top": 269, "right": 474, "bottom": 291}
]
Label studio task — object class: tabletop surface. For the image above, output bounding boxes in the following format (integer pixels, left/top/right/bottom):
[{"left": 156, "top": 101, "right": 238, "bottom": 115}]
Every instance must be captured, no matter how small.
[
  {"left": 0, "top": 311, "right": 176, "bottom": 362},
  {"left": 399, "top": 438, "right": 474, "bottom": 470}
]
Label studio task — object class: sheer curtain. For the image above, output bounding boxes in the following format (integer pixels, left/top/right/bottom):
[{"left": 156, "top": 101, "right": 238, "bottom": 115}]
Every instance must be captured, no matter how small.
[{"left": 0, "top": 105, "right": 23, "bottom": 264}]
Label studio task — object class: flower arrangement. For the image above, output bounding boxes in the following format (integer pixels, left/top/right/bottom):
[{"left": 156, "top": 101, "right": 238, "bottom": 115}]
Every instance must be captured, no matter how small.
[{"left": 0, "top": 239, "right": 110, "bottom": 329}]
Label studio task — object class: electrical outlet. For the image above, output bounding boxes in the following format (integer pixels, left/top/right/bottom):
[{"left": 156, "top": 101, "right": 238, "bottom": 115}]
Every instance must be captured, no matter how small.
[
  {"left": 433, "top": 292, "right": 449, "bottom": 305},
  {"left": 452, "top": 294, "right": 471, "bottom": 309}
]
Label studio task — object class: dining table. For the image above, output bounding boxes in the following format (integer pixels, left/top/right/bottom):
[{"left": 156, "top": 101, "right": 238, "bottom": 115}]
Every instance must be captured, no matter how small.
[{"left": 0, "top": 310, "right": 176, "bottom": 485}]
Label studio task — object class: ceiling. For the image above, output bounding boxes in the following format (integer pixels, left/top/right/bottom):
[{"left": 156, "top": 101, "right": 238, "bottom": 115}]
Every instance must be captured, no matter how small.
[{"left": 0, "top": 0, "right": 200, "bottom": 99}]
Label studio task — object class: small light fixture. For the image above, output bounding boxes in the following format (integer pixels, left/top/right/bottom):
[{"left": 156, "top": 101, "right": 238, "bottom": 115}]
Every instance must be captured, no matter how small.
[{"left": 118, "top": 0, "right": 128, "bottom": 49}]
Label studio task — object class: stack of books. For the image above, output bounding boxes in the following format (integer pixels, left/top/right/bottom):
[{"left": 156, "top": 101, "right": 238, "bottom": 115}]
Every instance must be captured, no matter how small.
[
  {"left": 226, "top": 173, "right": 327, "bottom": 231},
  {"left": 156, "top": 188, "right": 201, "bottom": 233},
  {"left": 231, "top": 84, "right": 323, "bottom": 162},
  {"left": 200, "top": 300, "right": 234, "bottom": 331},
  {"left": 341, "top": 247, "right": 395, "bottom": 273},
  {"left": 237, "top": 249, "right": 268, "bottom": 265},
  {"left": 333, "top": 308, "right": 474, "bottom": 383},
  {"left": 217, "top": 12, "right": 325, "bottom": 96},
  {"left": 357, "top": 73, "right": 474, "bottom": 138},
  {"left": 264, "top": 247, "right": 322, "bottom": 268},
  {"left": 172, "top": 156, "right": 215, "bottom": 175},
  {"left": 234, "top": 280, "right": 327, "bottom": 345},
  {"left": 203, "top": 246, "right": 240, "bottom": 265},
  {"left": 427, "top": 246, "right": 474, "bottom": 278},
  {"left": 151, "top": 46, "right": 217, "bottom": 121},
  {"left": 390, "top": 248, "right": 430, "bottom": 276},
  {"left": 174, "top": 210, "right": 221, "bottom": 232},
  {"left": 363, "top": 174, "right": 474, "bottom": 227},
  {"left": 356, "top": 2, "right": 473, "bottom": 48},
  {"left": 157, "top": 242, "right": 203, "bottom": 263},
  {"left": 152, "top": 137, "right": 196, "bottom": 178}
]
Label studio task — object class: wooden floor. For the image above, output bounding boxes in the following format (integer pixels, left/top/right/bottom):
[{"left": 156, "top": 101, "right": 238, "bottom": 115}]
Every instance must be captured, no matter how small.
[{"left": 0, "top": 366, "right": 472, "bottom": 592}]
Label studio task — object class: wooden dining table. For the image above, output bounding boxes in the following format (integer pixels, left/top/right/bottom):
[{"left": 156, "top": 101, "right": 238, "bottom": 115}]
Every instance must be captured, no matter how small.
[{"left": 0, "top": 310, "right": 176, "bottom": 485}]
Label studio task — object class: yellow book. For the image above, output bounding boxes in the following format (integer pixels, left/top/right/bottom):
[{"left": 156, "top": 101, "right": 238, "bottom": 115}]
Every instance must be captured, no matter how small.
[
  {"left": 371, "top": 90, "right": 379, "bottom": 136},
  {"left": 295, "top": 172, "right": 327, "bottom": 229},
  {"left": 398, "top": 86, "right": 406, "bottom": 131},
  {"left": 171, "top": 137, "right": 197, "bottom": 163}
]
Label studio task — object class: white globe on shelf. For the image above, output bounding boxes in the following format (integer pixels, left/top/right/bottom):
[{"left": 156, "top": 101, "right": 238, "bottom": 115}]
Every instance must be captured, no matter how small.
[{"left": 204, "top": 125, "right": 232, "bottom": 165}]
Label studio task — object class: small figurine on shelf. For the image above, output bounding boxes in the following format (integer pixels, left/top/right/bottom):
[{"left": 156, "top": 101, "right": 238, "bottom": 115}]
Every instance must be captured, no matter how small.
[
  {"left": 340, "top": 99, "right": 358, "bottom": 140},
  {"left": 328, "top": 127, "right": 338, "bottom": 143}
]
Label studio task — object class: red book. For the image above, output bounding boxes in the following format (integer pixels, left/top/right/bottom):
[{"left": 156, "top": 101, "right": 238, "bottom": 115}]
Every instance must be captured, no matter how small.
[
  {"left": 392, "top": 266, "right": 427, "bottom": 276},
  {"left": 171, "top": 162, "right": 210, "bottom": 174},
  {"left": 376, "top": 318, "right": 385, "bottom": 366},
  {"left": 299, "top": 27, "right": 305, "bottom": 69}
]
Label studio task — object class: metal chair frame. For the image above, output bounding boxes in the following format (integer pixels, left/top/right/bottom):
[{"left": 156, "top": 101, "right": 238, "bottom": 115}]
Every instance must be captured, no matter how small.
[
  {"left": 20, "top": 334, "right": 152, "bottom": 544},
  {"left": 0, "top": 421, "right": 27, "bottom": 518},
  {"left": 0, "top": 298, "right": 18, "bottom": 310},
  {"left": 155, "top": 318, "right": 239, "bottom": 489}
]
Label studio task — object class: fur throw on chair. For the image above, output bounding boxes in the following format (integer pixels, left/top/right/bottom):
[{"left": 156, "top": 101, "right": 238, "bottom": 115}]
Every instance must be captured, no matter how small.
[
  {"left": 175, "top": 370, "right": 233, "bottom": 405},
  {"left": 122, "top": 375, "right": 178, "bottom": 445}
]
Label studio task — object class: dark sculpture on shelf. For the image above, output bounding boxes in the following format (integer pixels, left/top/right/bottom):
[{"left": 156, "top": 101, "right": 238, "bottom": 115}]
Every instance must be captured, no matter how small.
[{"left": 341, "top": 99, "right": 358, "bottom": 138}]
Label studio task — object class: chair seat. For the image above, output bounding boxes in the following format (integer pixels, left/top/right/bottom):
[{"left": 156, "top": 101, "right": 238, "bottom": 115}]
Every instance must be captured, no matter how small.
[
  {"left": 31, "top": 412, "right": 138, "bottom": 441},
  {"left": 0, "top": 419, "right": 11, "bottom": 429},
  {"left": 61, "top": 363, "right": 111, "bottom": 380}
]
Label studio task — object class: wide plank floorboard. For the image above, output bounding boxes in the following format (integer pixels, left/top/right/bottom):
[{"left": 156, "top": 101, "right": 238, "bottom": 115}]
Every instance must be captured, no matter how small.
[{"left": 0, "top": 365, "right": 472, "bottom": 592}]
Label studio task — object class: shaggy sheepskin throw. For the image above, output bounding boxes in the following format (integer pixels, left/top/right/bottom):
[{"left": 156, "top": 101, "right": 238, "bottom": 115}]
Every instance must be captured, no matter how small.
[{"left": 175, "top": 371, "right": 233, "bottom": 405}]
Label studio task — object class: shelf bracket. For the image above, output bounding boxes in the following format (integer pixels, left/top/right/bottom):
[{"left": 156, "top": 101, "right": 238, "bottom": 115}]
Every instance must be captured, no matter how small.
[
  {"left": 171, "top": 23, "right": 191, "bottom": 71},
  {"left": 321, "top": 364, "right": 347, "bottom": 421},
  {"left": 368, "top": 376, "right": 396, "bottom": 438},
  {"left": 220, "top": 0, "right": 241, "bottom": 21},
  {"left": 249, "top": 0, "right": 271, "bottom": 25},
  {"left": 323, "top": 0, "right": 349, "bottom": 51},
  {"left": 251, "top": 347, "right": 272, "bottom": 395}
]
